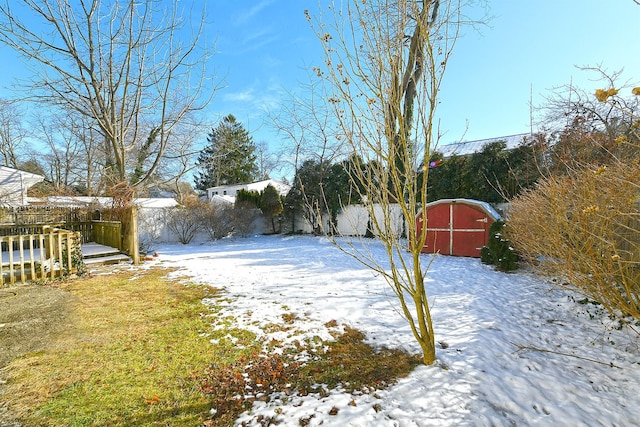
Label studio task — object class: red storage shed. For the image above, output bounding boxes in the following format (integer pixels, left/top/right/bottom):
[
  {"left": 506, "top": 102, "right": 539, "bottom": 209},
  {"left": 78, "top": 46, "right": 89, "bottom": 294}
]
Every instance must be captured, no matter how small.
[{"left": 415, "top": 199, "right": 502, "bottom": 258}]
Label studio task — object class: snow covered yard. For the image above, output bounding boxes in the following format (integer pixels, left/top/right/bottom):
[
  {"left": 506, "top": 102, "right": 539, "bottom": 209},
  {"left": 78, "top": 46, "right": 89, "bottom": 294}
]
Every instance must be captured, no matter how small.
[{"left": 156, "top": 235, "right": 640, "bottom": 426}]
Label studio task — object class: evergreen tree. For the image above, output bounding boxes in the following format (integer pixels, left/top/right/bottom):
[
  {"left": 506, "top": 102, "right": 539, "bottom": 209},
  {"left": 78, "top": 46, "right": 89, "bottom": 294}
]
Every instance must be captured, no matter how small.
[
  {"left": 194, "top": 114, "right": 258, "bottom": 192},
  {"left": 480, "top": 220, "right": 519, "bottom": 271},
  {"left": 235, "top": 189, "right": 261, "bottom": 208},
  {"left": 426, "top": 153, "right": 467, "bottom": 202},
  {"left": 260, "top": 184, "right": 284, "bottom": 234},
  {"left": 464, "top": 141, "right": 509, "bottom": 202},
  {"left": 285, "top": 157, "right": 364, "bottom": 234},
  {"left": 426, "top": 139, "right": 542, "bottom": 203},
  {"left": 323, "top": 157, "right": 362, "bottom": 229}
]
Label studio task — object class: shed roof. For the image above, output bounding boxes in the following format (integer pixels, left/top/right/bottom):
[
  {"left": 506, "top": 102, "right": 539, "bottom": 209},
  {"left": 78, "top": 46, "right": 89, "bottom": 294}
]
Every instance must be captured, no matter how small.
[{"left": 420, "top": 198, "right": 502, "bottom": 221}]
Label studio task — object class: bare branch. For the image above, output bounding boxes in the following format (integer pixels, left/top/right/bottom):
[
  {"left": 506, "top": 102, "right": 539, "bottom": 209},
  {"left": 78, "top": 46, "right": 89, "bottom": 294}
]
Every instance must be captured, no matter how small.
[
  {"left": 308, "top": 0, "right": 470, "bottom": 365},
  {"left": 0, "top": 0, "right": 217, "bottom": 193}
]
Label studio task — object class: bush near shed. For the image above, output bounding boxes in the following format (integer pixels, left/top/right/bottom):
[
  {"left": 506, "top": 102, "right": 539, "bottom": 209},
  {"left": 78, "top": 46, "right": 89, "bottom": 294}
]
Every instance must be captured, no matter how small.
[{"left": 480, "top": 220, "right": 519, "bottom": 272}]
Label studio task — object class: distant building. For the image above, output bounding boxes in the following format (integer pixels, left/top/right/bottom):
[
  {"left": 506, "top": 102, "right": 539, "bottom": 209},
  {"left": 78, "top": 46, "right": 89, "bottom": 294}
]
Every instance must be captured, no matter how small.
[
  {"left": 434, "top": 133, "right": 530, "bottom": 158},
  {"left": 0, "top": 166, "right": 45, "bottom": 206},
  {"left": 207, "top": 179, "right": 291, "bottom": 204}
]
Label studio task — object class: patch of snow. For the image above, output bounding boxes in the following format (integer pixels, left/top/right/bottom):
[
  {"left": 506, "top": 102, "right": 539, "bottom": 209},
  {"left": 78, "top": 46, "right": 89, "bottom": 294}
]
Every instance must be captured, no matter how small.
[{"left": 157, "top": 235, "right": 640, "bottom": 426}]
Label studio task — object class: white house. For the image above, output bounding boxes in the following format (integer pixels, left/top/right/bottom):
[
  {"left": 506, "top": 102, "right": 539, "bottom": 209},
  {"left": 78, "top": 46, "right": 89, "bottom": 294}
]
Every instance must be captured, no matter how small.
[
  {"left": 0, "top": 166, "right": 45, "bottom": 206},
  {"left": 207, "top": 179, "right": 291, "bottom": 203}
]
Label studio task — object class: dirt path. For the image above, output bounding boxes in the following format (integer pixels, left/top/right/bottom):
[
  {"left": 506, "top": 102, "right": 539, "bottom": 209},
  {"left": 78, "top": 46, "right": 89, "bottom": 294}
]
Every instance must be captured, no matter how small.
[{"left": 0, "top": 284, "right": 74, "bottom": 426}]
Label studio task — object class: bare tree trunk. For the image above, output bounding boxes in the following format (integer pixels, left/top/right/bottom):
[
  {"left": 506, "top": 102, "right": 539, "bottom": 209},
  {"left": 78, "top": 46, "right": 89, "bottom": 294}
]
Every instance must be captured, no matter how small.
[
  {"left": 0, "top": 0, "right": 216, "bottom": 192},
  {"left": 309, "top": 0, "right": 465, "bottom": 365}
]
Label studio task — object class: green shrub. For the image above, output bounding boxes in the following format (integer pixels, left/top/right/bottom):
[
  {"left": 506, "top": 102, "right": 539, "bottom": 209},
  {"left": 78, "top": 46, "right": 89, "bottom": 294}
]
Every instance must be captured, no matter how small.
[{"left": 481, "top": 220, "right": 519, "bottom": 271}]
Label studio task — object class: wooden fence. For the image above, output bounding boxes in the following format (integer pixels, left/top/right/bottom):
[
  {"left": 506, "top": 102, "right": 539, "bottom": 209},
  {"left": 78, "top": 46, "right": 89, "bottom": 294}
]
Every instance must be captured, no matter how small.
[
  {"left": 0, "top": 227, "right": 80, "bottom": 285},
  {"left": 0, "top": 206, "right": 95, "bottom": 226}
]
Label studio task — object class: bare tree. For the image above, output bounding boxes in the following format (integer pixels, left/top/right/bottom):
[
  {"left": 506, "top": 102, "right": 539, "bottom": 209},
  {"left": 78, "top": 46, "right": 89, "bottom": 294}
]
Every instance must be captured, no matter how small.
[
  {"left": 272, "top": 76, "right": 345, "bottom": 176},
  {"left": 141, "top": 114, "right": 205, "bottom": 200},
  {"left": 0, "top": 0, "right": 216, "bottom": 194},
  {"left": 535, "top": 67, "right": 640, "bottom": 176},
  {"left": 540, "top": 67, "right": 639, "bottom": 140},
  {"left": 255, "top": 141, "right": 278, "bottom": 180},
  {"left": 31, "top": 109, "right": 101, "bottom": 195},
  {"left": 167, "top": 207, "right": 201, "bottom": 245},
  {"left": 199, "top": 202, "right": 234, "bottom": 241},
  {"left": 308, "top": 0, "right": 467, "bottom": 365},
  {"left": 270, "top": 76, "right": 345, "bottom": 232},
  {"left": 0, "top": 99, "right": 28, "bottom": 168}
]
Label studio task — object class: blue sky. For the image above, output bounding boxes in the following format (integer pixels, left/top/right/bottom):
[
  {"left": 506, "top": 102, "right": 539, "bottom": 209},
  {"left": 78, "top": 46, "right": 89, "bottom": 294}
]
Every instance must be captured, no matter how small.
[
  {"left": 206, "top": 0, "right": 640, "bottom": 151},
  {"left": 0, "top": 0, "right": 639, "bottom": 173}
]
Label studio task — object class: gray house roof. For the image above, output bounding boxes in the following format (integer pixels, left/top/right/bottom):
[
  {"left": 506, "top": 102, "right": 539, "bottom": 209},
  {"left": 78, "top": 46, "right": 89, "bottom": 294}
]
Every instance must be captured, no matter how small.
[
  {"left": 434, "top": 133, "right": 530, "bottom": 158},
  {"left": 0, "top": 166, "right": 45, "bottom": 206}
]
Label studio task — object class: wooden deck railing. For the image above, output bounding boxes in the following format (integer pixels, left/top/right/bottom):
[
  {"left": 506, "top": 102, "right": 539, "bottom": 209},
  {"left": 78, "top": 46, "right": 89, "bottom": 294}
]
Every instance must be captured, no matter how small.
[
  {"left": 0, "top": 206, "right": 135, "bottom": 273},
  {"left": 0, "top": 220, "right": 123, "bottom": 250},
  {"left": 0, "top": 227, "right": 81, "bottom": 285}
]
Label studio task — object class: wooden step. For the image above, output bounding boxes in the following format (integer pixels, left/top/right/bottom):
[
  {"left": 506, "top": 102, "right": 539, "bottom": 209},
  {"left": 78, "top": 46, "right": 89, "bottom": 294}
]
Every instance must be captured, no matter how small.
[
  {"left": 84, "top": 253, "right": 131, "bottom": 265},
  {"left": 81, "top": 242, "right": 131, "bottom": 265}
]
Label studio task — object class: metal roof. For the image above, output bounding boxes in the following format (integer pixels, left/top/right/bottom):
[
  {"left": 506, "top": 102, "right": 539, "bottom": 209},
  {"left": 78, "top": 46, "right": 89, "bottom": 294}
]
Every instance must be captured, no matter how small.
[{"left": 434, "top": 133, "right": 530, "bottom": 158}]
